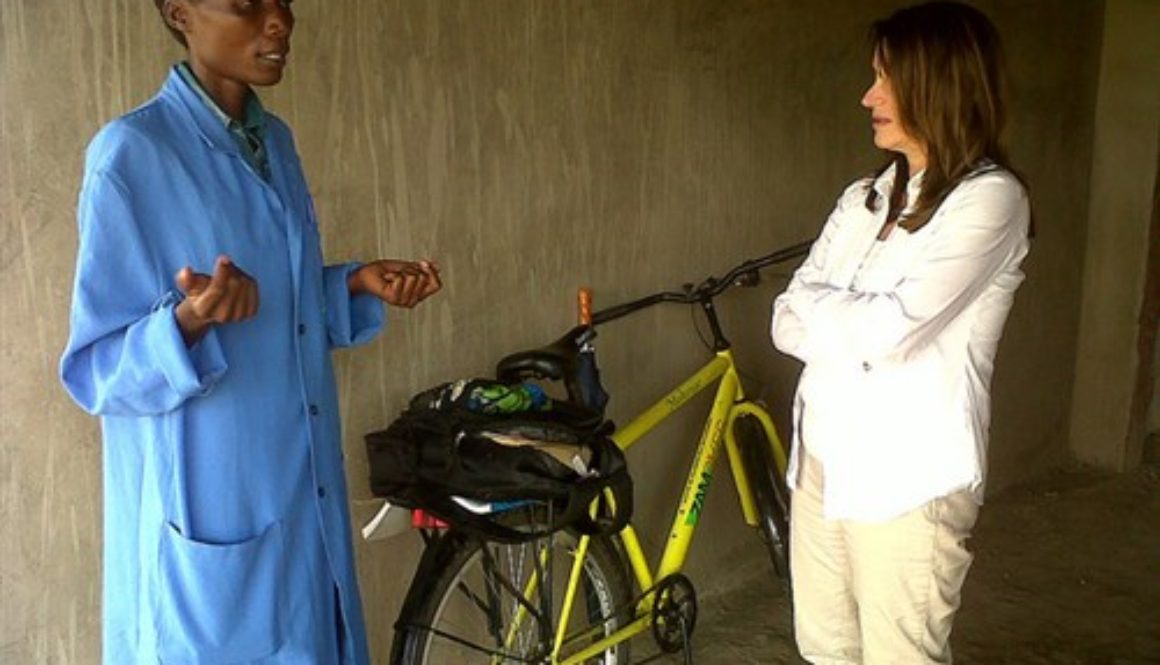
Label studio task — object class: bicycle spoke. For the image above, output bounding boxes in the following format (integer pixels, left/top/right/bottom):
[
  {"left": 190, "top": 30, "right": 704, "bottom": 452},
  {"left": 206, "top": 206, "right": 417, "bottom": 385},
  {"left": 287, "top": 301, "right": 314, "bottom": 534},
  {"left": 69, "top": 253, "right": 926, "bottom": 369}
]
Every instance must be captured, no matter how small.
[
  {"left": 530, "top": 533, "right": 554, "bottom": 647},
  {"left": 558, "top": 585, "right": 632, "bottom": 655},
  {"left": 408, "top": 623, "right": 547, "bottom": 663},
  {"left": 479, "top": 542, "right": 549, "bottom": 625},
  {"left": 398, "top": 523, "right": 633, "bottom": 665}
]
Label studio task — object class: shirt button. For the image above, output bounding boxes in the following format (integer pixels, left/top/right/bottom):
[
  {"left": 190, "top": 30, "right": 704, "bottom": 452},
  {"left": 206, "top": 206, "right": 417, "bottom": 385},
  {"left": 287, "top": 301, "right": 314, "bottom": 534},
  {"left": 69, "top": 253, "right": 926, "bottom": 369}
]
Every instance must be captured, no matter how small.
[
  {"left": 298, "top": 324, "right": 306, "bottom": 335},
  {"left": 309, "top": 404, "right": 320, "bottom": 416},
  {"left": 317, "top": 486, "right": 327, "bottom": 498},
  {"left": 862, "top": 361, "right": 872, "bottom": 372}
]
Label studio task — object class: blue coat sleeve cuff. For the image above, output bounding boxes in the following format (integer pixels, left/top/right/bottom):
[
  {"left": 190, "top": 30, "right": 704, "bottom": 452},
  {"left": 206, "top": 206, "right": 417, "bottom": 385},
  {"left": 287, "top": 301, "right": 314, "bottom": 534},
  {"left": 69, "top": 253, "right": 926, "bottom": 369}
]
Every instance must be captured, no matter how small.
[
  {"left": 324, "top": 263, "right": 385, "bottom": 348},
  {"left": 153, "top": 292, "right": 228, "bottom": 399},
  {"left": 59, "top": 291, "right": 229, "bottom": 416}
]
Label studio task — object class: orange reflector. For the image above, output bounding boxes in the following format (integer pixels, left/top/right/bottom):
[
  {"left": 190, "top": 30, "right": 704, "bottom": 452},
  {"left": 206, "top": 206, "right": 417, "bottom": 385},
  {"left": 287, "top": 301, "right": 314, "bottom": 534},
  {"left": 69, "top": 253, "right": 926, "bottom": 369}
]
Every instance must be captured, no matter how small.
[{"left": 578, "top": 287, "right": 592, "bottom": 326}]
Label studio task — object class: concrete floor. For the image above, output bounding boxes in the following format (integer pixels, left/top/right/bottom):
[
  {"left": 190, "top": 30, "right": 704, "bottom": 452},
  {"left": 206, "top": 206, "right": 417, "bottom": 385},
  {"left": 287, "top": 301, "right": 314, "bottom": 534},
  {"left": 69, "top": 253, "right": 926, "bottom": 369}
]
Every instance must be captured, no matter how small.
[{"left": 640, "top": 465, "right": 1160, "bottom": 665}]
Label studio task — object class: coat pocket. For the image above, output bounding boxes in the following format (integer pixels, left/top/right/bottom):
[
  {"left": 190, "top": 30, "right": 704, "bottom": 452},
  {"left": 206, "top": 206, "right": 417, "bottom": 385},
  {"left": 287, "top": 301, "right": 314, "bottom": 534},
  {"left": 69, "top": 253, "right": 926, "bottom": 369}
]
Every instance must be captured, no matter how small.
[{"left": 155, "top": 520, "right": 285, "bottom": 663}]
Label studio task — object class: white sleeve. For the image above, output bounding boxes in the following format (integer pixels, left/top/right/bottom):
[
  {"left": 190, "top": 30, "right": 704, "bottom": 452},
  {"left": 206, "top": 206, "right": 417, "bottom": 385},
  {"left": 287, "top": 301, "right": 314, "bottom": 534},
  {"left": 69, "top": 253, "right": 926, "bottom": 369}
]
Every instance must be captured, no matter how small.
[
  {"left": 776, "top": 172, "right": 1029, "bottom": 366},
  {"left": 771, "top": 180, "right": 864, "bottom": 361}
]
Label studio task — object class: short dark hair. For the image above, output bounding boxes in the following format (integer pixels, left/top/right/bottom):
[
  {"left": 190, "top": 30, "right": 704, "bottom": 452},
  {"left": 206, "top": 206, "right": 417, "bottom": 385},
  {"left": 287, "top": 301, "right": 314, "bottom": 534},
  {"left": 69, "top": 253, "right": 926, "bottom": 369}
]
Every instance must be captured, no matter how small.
[{"left": 154, "top": 0, "right": 188, "bottom": 48}]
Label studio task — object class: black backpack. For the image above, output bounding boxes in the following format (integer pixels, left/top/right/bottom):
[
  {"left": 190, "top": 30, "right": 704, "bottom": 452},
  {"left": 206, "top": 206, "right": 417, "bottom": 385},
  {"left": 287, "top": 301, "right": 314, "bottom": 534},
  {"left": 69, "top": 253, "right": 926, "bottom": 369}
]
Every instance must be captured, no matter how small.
[{"left": 365, "top": 379, "right": 633, "bottom": 543}]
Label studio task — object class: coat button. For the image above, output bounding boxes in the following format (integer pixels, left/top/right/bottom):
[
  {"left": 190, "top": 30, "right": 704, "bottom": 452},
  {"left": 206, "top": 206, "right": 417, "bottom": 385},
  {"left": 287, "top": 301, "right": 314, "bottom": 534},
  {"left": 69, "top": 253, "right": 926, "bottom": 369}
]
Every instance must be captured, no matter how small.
[
  {"left": 298, "top": 324, "right": 306, "bottom": 335},
  {"left": 309, "top": 404, "right": 319, "bottom": 416},
  {"left": 862, "top": 361, "right": 872, "bottom": 372},
  {"left": 317, "top": 486, "right": 327, "bottom": 498}
]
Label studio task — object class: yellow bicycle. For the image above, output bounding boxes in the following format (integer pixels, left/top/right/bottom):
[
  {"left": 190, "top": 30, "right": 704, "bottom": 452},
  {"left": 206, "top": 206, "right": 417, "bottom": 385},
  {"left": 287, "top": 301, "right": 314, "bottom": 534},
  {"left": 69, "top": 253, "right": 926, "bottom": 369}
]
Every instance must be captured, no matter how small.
[{"left": 379, "top": 241, "right": 811, "bottom": 664}]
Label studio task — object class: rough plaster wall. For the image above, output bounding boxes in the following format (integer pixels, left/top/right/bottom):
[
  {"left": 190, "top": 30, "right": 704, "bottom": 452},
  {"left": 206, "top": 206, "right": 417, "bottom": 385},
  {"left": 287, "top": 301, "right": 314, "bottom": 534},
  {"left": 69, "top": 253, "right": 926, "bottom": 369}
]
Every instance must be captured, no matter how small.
[
  {"left": 975, "top": 0, "right": 1106, "bottom": 480},
  {"left": 1069, "top": 0, "right": 1160, "bottom": 470},
  {"left": 0, "top": 1, "right": 1103, "bottom": 662}
]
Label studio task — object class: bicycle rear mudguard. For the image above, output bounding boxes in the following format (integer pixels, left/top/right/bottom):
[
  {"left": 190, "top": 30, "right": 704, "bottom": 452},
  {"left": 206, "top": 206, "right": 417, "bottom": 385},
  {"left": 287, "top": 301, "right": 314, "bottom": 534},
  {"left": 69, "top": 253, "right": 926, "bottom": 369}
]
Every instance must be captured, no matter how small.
[
  {"left": 362, "top": 501, "right": 411, "bottom": 542},
  {"left": 387, "top": 529, "right": 479, "bottom": 664}
]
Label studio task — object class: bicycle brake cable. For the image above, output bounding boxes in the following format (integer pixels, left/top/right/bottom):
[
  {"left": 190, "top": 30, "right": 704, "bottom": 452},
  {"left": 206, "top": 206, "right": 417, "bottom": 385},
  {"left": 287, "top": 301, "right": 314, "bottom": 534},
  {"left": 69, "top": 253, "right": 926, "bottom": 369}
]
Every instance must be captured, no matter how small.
[{"left": 690, "top": 302, "right": 713, "bottom": 352}]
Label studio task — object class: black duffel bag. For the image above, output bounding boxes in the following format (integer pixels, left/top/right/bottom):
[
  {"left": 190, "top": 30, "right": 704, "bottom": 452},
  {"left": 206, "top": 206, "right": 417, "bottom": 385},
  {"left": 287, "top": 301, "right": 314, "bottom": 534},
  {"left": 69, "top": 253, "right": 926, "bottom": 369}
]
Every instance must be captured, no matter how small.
[{"left": 365, "top": 379, "right": 632, "bottom": 543}]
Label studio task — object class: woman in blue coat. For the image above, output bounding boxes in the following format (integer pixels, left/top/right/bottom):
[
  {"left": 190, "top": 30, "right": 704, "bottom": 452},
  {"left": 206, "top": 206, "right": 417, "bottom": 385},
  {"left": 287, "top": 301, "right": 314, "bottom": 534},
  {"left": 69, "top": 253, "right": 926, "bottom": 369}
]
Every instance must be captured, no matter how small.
[{"left": 59, "top": 1, "right": 441, "bottom": 662}]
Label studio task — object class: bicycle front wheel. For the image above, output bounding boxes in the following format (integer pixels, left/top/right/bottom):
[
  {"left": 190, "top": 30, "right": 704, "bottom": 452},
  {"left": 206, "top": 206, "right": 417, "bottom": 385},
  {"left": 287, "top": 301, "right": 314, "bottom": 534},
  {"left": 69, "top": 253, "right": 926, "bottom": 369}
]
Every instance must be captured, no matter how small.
[
  {"left": 736, "top": 414, "right": 791, "bottom": 585},
  {"left": 393, "top": 517, "right": 633, "bottom": 664}
]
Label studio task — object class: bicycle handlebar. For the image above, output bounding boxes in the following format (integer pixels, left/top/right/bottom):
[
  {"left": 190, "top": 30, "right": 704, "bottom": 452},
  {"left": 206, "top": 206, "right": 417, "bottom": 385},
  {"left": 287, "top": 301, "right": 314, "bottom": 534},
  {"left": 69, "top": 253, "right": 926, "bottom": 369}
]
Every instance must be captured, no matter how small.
[{"left": 590, "top": 239, "right": 813, "bottom": 326}]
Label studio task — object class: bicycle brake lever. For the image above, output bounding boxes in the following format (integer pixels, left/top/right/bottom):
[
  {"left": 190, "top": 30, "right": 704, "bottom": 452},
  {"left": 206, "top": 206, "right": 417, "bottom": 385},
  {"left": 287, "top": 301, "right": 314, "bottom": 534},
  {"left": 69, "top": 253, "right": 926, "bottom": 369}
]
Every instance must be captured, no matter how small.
[
  {"left": 698, "top": 277, "right": 719, "bottom": 297},
  {"left": 734, "top": 270, "right": 760, "bottom": 288}
]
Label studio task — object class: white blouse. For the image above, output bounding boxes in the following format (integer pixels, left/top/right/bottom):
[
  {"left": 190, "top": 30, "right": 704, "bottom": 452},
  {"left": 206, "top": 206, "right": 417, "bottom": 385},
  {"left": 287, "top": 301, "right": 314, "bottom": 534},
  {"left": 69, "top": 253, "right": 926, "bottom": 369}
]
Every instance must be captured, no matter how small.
[{"left": 771, "top": 163, "right": 1030, "bottom": 521}]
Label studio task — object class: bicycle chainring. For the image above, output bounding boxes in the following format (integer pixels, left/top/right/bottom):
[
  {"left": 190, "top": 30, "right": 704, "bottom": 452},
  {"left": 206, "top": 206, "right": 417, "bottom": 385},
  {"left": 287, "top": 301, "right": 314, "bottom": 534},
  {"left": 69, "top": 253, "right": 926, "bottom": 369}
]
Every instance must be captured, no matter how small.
[{"left": 650, "top": 573, "right": 698, "bottom": 653}]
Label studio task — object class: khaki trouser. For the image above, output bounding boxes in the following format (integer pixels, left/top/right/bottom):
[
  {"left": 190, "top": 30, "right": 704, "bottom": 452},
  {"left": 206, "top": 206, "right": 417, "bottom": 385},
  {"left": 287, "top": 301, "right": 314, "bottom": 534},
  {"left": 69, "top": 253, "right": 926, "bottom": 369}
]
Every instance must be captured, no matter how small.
[{"left": 790, "top": 453, "right": 980, "bottom": 664}]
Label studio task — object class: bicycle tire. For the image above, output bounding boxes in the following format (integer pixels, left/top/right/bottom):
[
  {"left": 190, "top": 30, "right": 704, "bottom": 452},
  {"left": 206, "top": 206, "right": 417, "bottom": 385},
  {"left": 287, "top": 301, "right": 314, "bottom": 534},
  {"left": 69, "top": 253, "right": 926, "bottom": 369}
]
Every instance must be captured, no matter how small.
[
  {"left": 392, "top": 509, "right": 634, "bottom": 665},
  {"left": 735, "top": 415, "right": 792, "bottom": 586}
]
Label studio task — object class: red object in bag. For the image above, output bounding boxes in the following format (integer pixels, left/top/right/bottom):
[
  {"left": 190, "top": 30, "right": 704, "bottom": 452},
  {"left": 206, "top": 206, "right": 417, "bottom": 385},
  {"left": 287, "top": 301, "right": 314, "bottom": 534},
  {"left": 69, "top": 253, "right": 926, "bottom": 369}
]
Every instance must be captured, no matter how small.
[{"left": 411, "top": 509, "right": 449, "bottom": 529}]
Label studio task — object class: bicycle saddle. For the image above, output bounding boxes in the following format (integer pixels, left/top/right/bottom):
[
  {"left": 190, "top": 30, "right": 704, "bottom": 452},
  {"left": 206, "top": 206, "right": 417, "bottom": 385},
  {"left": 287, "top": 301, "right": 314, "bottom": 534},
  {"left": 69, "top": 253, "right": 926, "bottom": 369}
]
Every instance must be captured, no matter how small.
[
  {"left": 496, "top": 326, "right": 608, "bottom": 427},
  {"left": 496, "top": 326, "right": 588, "bottom": 384}
]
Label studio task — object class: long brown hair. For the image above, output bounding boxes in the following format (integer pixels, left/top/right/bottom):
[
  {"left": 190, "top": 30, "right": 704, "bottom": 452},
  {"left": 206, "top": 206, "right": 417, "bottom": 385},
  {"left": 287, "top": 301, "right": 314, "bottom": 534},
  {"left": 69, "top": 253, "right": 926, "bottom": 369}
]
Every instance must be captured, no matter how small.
[{"left": 864, "top": 1, "right": 1022, "bottom": 232}]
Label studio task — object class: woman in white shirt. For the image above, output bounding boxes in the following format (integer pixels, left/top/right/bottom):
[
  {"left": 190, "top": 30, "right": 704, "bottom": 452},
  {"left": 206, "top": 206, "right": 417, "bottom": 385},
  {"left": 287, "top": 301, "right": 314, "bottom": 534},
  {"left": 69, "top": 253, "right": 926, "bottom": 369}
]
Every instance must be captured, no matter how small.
[{"left": 770, "top": 2, "right": 1031, "bottom": 663}]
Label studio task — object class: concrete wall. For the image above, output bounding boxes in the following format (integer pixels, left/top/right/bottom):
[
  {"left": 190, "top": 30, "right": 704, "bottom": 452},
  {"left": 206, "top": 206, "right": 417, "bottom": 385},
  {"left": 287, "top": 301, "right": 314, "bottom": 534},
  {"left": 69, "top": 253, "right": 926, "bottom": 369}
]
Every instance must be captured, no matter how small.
[
  {"left": 0, "top": 1, "right": 1109, "bottom": 662},
  {"left": 1069, "top": 0, "right": 1160, "bottom": 470}
]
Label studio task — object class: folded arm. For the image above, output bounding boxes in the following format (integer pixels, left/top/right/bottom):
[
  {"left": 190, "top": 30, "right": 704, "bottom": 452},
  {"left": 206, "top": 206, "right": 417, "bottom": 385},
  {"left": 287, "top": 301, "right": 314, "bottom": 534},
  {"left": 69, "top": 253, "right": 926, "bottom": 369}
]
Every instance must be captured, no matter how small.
[{"left": 773, "top": 173, "right": 1029, "bottom": 367}]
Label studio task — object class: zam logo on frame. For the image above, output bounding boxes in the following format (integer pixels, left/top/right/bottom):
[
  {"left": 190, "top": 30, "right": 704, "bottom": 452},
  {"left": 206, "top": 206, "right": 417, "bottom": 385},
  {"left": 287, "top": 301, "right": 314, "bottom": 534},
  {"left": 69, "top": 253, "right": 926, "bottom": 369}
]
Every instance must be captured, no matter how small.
[{"left": 684, "top": 470, "right": 713, "bottom": 525}]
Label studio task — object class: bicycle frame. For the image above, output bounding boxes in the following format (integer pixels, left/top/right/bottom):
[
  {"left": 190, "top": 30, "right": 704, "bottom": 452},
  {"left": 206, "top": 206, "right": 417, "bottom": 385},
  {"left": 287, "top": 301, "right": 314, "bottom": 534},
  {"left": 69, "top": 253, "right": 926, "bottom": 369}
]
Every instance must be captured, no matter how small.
[
  {"left": 378, "top": 242, "right": 811, "bottom": 664},
  {"left": 549, "top": 346, "right": 789, "bottom": 664}
]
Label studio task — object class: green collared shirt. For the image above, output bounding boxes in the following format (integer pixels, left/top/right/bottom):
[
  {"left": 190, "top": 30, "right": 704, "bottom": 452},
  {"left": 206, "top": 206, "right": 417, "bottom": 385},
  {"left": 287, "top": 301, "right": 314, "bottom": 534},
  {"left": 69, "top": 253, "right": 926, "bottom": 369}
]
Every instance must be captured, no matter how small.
[{"left": 176, "top": 62, "right": 270, "bottom": 180}]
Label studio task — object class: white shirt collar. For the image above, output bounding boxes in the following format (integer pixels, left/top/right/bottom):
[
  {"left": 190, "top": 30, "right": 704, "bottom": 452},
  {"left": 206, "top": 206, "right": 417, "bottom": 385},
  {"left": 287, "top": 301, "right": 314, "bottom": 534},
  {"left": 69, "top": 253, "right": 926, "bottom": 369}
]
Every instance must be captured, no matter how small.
[{"left": 871, "top": 162, "right": 926, "bottom": 217}]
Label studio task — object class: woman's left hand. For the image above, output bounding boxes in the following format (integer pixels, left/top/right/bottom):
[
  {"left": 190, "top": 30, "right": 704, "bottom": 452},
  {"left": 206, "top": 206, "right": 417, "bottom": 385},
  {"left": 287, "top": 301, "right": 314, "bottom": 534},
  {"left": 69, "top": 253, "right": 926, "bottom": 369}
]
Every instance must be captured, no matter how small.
[{"left": 348, "top": 259, "right": 442, "bottom": 308}]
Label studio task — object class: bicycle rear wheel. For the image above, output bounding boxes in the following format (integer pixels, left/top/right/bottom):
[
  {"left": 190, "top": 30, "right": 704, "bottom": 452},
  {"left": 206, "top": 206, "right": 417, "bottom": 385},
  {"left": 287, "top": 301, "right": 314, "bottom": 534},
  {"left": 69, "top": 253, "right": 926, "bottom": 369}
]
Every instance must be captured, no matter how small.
[
  {"left": 392, "top": 509, "right": 633, "bottom": 665},
  {"left": 736, "top": 415, "right": 791, "bottom": 585}
]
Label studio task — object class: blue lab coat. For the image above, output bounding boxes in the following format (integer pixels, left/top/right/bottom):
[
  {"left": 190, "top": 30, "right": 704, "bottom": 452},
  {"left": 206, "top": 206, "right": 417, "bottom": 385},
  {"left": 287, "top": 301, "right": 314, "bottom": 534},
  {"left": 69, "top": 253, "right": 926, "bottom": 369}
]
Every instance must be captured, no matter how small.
[{"left": 60, "top": 68, "right": 382, "bottom": 664}]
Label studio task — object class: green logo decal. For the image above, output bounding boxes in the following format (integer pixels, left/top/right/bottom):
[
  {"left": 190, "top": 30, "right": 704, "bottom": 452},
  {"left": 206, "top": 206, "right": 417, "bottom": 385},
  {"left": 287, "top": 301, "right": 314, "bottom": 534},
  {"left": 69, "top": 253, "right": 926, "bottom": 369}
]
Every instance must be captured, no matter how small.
[{"left": 684, "top": 471, "right": 713, "bottom": 525}]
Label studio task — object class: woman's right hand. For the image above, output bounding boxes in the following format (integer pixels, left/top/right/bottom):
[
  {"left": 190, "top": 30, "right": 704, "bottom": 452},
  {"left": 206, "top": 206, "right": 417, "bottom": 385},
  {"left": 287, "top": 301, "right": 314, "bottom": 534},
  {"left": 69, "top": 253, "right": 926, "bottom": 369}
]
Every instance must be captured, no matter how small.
[{"left": 174, "top": 255, "right": 260, "bottom": 345}]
